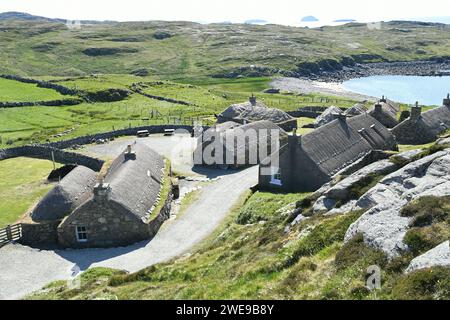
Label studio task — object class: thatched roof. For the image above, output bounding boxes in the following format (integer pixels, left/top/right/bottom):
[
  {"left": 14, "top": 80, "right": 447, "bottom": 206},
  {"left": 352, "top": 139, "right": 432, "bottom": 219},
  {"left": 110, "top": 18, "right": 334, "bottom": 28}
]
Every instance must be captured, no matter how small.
[
  {"left": 344, "top": 103, "right": 368, "bottom": 117},
  {"left": 314, "top": 106, "right": 343, "bottom": 128},
  {"left": 104, "top": 143, "right": 165, "bottom": 220},
  {"left": 392, "top": 105, "right": 450, "bottom": 144},
  {"left": 31, "top": 166, "right": 97, "bottom": 222},
  {"left": 368, "top": 98, "right": 400, "bottom": 128},
  {"left": 198, "top": 120, "right": 287, "bottom": 167},
  {"left": 292, "top": 114, "right": 396, "bottom": 176},
  {"left": 218, "top": 99, "right": 294, "bottom": 124}
]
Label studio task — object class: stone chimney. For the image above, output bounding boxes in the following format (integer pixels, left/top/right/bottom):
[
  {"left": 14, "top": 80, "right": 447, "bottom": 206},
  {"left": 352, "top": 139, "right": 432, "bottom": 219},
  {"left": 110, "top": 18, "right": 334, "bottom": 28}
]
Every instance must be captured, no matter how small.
[
  {"left": 374, "top": 102, "right": 382, "bottom": 113},
  {"left": 288, "top": 130, "right": 300, "bottom": 145},
  {"left": 443, "top": 93, "right": 450, "bottom": 107},
  {"left": 249, "top": 94, "right": 257, "bottom": 106},
  {"left": 380, "top": 95, "right": 387, "bottom": 103},
  {"left": 410, "top": 101, "right": 422, "bottom": 120},
  {"left": 124, "top": 144, "right": 136, "bottom": 160},
  {"left": 334, "top": 113, "right": 347, "bottom": 121},
  {"left": 94, "top": 178, "right": 111, "bottom": 202}
]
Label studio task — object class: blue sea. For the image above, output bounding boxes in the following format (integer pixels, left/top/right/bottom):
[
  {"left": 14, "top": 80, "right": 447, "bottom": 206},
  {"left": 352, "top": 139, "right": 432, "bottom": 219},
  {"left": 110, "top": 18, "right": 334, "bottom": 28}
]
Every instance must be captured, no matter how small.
[{"left": 343, "top": 75, "right": 450, "bottom": 105}]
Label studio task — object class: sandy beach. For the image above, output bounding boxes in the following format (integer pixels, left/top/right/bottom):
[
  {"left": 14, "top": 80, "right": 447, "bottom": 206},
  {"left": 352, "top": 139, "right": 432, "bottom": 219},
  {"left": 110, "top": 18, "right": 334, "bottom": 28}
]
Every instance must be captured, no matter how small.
[{"left": 270, "top": 77, "right": 377, "bottom": 102}]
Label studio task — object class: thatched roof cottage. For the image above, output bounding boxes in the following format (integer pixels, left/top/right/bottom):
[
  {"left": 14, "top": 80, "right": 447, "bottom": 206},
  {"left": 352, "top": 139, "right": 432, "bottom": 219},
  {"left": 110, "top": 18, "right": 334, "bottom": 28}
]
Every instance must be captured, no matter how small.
[
  {"left": 217, "top": 96, "right": 297, "bottom": 131},
  {"left": 391, "top": 97, "right": 450, "bottom": 145},
  {"left": 259, "top": 114, "right": 397, "bottom": 192},
  {"left": 194, "top": 120, "right": 287, "bottom": 169},
  {"left": 23, "top": 143, "right": 171, "bottom": 248},
  {"left": 368, "top": 96, "right": 400, "bottom": 128}
]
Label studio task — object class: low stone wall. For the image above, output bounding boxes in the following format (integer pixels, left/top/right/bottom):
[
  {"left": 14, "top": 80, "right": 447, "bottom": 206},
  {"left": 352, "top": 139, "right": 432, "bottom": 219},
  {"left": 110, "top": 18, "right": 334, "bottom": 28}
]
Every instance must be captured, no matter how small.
[
  {"left": 287, "top": 106, "right": 329, "bottom": 119},
  {"left": 0, "top": 125, "right": 205, "bottom": 169},
  {"left": 0, "top": 98, "right": 83, "bottom": 108},
  {"left": 0, "top": 74, "right": 79, "bottom": 96},
  {"left": 20, "top": 220, "right": 61, "bottom": 246},
  {"left": 45, "top": 124, "right": 199, "bottom": 149},
  {"left": 278, "top": 118, "right": 298, "bottom": 132},
  {"left": 0, "top": 145, "right": 104, "bottom": 172}
]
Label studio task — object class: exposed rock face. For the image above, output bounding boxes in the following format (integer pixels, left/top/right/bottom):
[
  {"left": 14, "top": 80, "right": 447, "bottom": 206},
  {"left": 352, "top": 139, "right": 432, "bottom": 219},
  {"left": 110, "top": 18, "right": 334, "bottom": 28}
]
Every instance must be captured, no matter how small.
[
  {"left": 326, "top": 160, "right": 397, "bottom": 201},
  {"left": 345, "top": 150, "right": 450, "bottom": 258},
  {"left": 312, "top": 159, "right": 398, "bottom": 213},
  {"left": 406, "top": 241, "right": 450, "bottom": 273},
  {"left": 314, "top": 106, "right": 342, "bottom": 128}
]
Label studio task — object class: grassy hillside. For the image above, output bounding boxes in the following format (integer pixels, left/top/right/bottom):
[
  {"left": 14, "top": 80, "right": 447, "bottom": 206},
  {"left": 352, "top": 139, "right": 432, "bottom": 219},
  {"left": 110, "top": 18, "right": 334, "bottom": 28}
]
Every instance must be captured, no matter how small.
[
  {"left": 28, "top": 191, "right": 450, "bottom": 300},
  {"left": 0, "top": 19, "right": 449, "bottom": 78}
]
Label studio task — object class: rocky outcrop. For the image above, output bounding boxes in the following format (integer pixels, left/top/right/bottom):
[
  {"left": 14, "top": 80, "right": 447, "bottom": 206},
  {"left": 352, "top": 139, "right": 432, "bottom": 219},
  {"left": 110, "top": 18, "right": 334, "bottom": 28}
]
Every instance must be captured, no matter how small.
[
  {"left": 82, "top": 47, "right": 138, "bottom": 56},
  {"left": 406, "top": 241, "right": 450, "bottom": 273},
  {"left": 344, "top": 149, "right": 450, "bottom": 258},
  {"left": 312, "top": 157, "right": 400, "bottom": 214}
]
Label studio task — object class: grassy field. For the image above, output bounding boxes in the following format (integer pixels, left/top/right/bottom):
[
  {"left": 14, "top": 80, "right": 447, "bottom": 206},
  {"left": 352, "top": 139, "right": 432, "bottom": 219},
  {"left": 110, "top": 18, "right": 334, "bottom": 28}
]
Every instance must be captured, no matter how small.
[
  {"left": 0, "top": 75, "right": 358, "bottom": 148},
  {"left": 28, "top": 190, "right": 449, "bottom": 300},
  {"left": 0, "top": 78, "right": 66, "bottom": 102},
  {"left": 0, "top": 157, "right": 61, "bottom": 228}
]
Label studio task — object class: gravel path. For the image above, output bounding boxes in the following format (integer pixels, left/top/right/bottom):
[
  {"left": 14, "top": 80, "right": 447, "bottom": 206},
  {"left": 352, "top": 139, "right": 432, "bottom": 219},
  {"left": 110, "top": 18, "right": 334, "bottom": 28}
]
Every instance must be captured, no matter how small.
[{"left": 0, "top": 134, "right": 258, "bottom": 300}]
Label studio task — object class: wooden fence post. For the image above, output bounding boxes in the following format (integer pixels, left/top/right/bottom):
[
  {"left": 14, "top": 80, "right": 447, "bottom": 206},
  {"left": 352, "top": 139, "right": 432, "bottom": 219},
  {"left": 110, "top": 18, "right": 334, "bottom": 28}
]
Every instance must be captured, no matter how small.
[{"left": 6, "top": 225, "right": 12, "bottom": 241}]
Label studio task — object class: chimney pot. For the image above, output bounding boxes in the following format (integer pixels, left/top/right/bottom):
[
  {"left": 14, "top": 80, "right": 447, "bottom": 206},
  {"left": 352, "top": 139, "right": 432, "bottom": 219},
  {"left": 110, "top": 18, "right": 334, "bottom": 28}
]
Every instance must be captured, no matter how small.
[
  {"left": 443, "top": 93, "right": 450, "bottom": 107},
  {"left": 410, "top": 102, "right": 422, "bottom": 120},
  {"left": 94, "top": 182, "right": 111, "bottom": 202},
  {"left": 124, "top": 144, "right": 136, "bottom": 160},
  {"left": 374, "top": 103, "right": 382, "bottom": 112},
  {"left": 249, "top": 94, "right": 257, "bottom": 106}
]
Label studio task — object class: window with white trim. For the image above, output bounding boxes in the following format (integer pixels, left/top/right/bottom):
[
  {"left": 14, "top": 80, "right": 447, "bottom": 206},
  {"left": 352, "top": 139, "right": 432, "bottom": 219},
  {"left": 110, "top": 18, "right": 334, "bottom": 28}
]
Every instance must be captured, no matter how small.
[
  {"left": 270, "top": 167, "right": 282, "bottom": 186},
  {"left": 76, "top": 226, "right": 88, "bottom": 242}
]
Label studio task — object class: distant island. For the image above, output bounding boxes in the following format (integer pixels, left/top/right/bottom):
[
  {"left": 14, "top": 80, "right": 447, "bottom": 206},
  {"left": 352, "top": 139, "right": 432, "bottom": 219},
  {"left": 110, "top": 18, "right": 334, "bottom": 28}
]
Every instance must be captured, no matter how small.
[
  {"left": 334, "top": 19, "right": 357, "bottom": 23},
  {"left": 244, "top": 19, "right": 268, "bottom": 25},
  {"left": 301, "top": 15, "right": 319, "bottom": 22}
]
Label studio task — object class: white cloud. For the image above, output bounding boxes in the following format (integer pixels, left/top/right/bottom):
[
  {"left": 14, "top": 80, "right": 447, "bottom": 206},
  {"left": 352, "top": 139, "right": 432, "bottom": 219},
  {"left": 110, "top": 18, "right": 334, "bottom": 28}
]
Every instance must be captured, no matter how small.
[{"left": 0, "top": 0, "right": 446, "bottom": 24}]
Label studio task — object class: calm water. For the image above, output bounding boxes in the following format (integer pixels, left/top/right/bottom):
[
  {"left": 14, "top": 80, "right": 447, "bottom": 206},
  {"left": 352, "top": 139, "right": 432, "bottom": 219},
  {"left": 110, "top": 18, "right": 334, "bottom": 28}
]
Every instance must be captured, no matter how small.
[{"left": 343, "top": 75, "right": 450, "bottom": 106}]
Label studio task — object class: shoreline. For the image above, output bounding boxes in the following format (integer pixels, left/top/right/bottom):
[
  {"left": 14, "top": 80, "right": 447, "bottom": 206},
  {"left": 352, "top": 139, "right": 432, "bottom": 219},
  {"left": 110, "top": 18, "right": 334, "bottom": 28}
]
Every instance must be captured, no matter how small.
[
  {"left": 270, "top": 59, "right": 450, "bottom": 102},
  {"left": 270, "top": 78, "right": 377, "bottom": 102},
  {"left": 296, "top": 58, "right": 450, "bottom": 83}
]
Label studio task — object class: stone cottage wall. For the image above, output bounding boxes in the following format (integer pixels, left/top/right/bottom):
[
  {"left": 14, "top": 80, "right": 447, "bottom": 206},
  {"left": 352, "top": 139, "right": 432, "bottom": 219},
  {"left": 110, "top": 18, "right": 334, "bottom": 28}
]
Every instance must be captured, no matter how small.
[
  {"left": 57, "top": 181, "right": 174, "bottom": 248},
  {"left": 57, "top": 200, "right": 151, "bottom": 248},
  {"left": 20, "top": 220, "right": 61, "bottom": 246}
]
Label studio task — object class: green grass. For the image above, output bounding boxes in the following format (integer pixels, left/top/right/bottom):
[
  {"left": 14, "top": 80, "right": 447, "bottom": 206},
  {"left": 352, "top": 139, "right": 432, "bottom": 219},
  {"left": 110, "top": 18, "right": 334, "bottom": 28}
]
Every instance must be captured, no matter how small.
[
  {"left": 147, "top": 160, "right": 172, "bottom": 222},
  {"left": 0, "top": 75, "right": 359, "bottom": 148},
  {"left": 0, "top": 78, "right": 66, "bottom": 102},
  {"left": 0, "top": 157, "right": 61, "bottom": 228}
]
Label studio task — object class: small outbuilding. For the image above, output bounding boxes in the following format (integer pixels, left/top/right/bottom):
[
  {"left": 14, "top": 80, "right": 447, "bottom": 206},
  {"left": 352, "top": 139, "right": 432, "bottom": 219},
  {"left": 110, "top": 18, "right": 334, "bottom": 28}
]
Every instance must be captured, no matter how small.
[
  {"left": 217, "top": 96, "right": 297, "bottom": 131},
  {"left": 391, "top": 97, "right": 450, "bottom": 145},
  {"left": 259, "top": 114, "right": 398, "bottom": 192}
]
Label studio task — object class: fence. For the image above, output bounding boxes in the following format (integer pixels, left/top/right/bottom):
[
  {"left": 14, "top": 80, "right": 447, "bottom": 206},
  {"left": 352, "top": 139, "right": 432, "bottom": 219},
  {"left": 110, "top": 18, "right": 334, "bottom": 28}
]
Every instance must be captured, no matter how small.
[{"left": 0, "top": 224, "right": 22, "bottom": 248}]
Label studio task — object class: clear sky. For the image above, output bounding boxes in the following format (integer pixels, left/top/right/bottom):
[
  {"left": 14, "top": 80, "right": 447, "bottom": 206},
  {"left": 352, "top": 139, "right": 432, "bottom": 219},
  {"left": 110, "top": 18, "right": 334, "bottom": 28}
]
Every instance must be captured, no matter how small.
[{"left": 0, "top": 0, "right": 447, "bottom": 25}]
